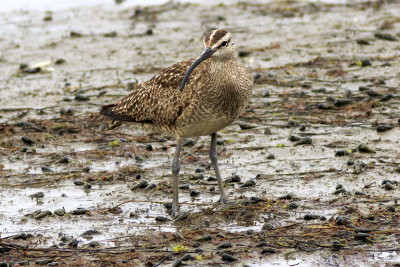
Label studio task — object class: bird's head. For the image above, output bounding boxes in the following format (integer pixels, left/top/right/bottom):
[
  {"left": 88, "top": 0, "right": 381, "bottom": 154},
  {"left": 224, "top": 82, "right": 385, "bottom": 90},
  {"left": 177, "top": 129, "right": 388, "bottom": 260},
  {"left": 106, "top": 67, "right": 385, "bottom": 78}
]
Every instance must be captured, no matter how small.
[{"left": 180, "top": 29, "right": 235, "bottom": 91}]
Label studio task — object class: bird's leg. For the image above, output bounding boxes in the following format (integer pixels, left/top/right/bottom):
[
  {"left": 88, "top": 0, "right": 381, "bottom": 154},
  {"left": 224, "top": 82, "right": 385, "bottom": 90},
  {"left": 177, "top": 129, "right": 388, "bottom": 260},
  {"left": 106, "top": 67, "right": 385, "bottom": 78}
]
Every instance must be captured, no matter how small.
[
  {"left": 172, "top": 138, "right": 182, "bottom": 217},
  {"left": 210, "top": 133, "right": 228, "bottom": 203}
]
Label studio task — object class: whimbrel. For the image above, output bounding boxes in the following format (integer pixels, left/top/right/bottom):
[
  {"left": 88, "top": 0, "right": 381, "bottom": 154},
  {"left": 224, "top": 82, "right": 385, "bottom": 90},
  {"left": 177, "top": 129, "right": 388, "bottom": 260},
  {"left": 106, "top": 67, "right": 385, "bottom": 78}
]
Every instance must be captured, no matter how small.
[{"left": 100, "top": 29, "right": 253, "bottom": 216}]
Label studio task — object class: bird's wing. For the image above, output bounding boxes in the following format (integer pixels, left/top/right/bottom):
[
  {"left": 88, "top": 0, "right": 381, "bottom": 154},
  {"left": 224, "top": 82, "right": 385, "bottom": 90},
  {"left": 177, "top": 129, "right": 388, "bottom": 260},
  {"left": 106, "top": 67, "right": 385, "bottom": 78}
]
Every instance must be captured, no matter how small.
[{"left": 101, "top": 58, "right": 205, "bottom": 125}]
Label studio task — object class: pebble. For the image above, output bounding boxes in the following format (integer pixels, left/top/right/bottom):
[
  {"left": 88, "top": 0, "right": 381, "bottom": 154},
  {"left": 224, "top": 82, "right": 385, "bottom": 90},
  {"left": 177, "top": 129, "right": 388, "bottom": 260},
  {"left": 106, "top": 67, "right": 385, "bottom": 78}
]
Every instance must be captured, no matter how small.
[
  {"left": 134, "top": 154, "right": 144, "bottom": 161},
  {"left": 298, "top": 124, "right": 306, "bottom": 131},
  {"left": 262, "top": 223, "right": 274, "bottom": 231},
  {"left": 83, "top": 183, "right": 91, "bottom": 189},
  {"left": 326, "top": 96, "right": 336, "bottom": 102},
  {"left": 72, "top": 208, "right": 89, "bottom": 215},
  {"left": 264, "top": 127, "right": 272, "bottom": 135},
  {"left": 145, "top": 144, "right": 153, "bottom": 151},
  {"left": 82, "top": 230, "right": 101, "bottom": 236},
  {"left": 195, "top": 168, "right": 204, "bottom": 173},
  {"left": 173, "top": 212, "right": 189, "bottom": 222},
  {"left": 294, "top": 136, "right": 312, "bottom": 146},
  {"left": 34, "top": 210, "right": 52, "bottom": 220},
  {"left": 129, "top": 212, "right": 139, "bottom": 218},
  {"left": 225, "top": 174, "right": 241, "bottom": 183},
  {"left": 190, "top": 190, "right": 200, "bottom": 197},
  {"left": 287, "top": 202, "right": 298, "bottom": 209},
  {"left": 250, "top": 196, "right": 263, "bottom": 204},
  {"left": 334, "top": 99, "right": 352, "bottom": 107},
  {"left": 355, "top": 191, "right": 366, "bottom": 196},
  {"left": 89, "top": 241, "right": 100, "bottom": 248},
  {"left": 30, "top": 192, "right": 44, "bottom": 198},
  {"left": 69, "top": 239, "right": 79, "bottom": 247},
  {"left": 360, "top": 59, "right": 372, "bottom": 67},
  {"left": 367, "top": 89, "right": 381, "bottom": 97},
  {"left": 54, "top": 209, "right": 65, "bottom": 216},
  {"left": 289, "top": 135, "right": 301, "bottom": 142},
  {"left": 335, "top": 216, "right": 350, "bottom": 225},
  {"left": 217, "top": 242, "right": 233, "bottom": 249},
  {"left": 386, "top": 206, "right": 396, "bottom": 212},
  {"left": 384, "top": 183, "right": 394, "bottom": 190},
  {"left": 179, "top": 184, "right": 190, "bottom": 190},
  {"left": 238, "top": 50, "right": 252, "bottom": 57},
  {"left": 155, "top": 216, "right": 168, "bottom": 222},
  {"left": 304, "top": 214, "right": 319, "bottom": 220},
  {"left": 374, "top": 32, "right": 397, "bottom": 41},
  {"left": 171, "top": 259, "right": 182, "bottom": 267},
  {"left": 357, "top": 143, "right": 375, "bottom": 153},
  {"left": 261, "top": 247, "right": 277, "bottom": 254},
  {"left": 208, "top": 176, "right": 217, "bottom": 181},
  {"left": 261, "top": 89, "right": 270, "bottom": 97},
  {"left": 182, "top": 138, "right": 195, "bottom": 146},
  {"left": 312, "top": 88, "right": 327, "bottom": 93},
  {"left": 74, "top": 180, "right": 84, "bottom": 186},
  {"left": 60, "top": 107, "right": 74, "bottom": 115},
  {"left": 209, "top": 186, "right": 215, "bottom": 192},
  {"left": 335, "top": 150, "right": 349, "bottom": 157},
  {"left": 239, "top": 122, "right": 256, "bottom": 130},
  {"left": 196, "top": 235, "right": 212, "bottom": 242},
  {"left": 356, "top": 38, "right": 370, "bottom": 45},
  {"left": 146, "top": 183, "right": 157, "bottom": 190},
  {"left": 181, "top": 254, "right": 193, "bottom": 261},
  {"left": 21, "top": 136, "right": 34, "bottom": 145},
  {"left": 377, "top": 124, "right": 393, "bottom": 132},
  {"left": 347, "top": 160, "right": 354, "bottom": 165},
  {"left": 221, "top": 253, "right": 237, "bottom": 261},
  {"left": 317, "top": 103, "right": 332, "bottom": 110},
  {"left": 380, "top": 93, "right": 393, "bottom": 102},
  {"left": 131, "top": 180, "right": 149, "bottom": 190},
  {"left": 82, "top": 166, "right": 90, "bottom": 173},
  {"left": 240, "top": 180, "right": 256, "bottom": 188},
  {"left": 75, "top": 94, "right": 90, "bottom": 101},
  {"left": 59, "top": 156, "right": 69, "bottom": 164},
  {"left": 356, "top": 232, "right": 370, "bottom": 240},
  {"left": 344, "top": 89, "right": 352, "bottom": 98},
  {"left": 279, "top": 193, "right": 294, "bottom": 200}
]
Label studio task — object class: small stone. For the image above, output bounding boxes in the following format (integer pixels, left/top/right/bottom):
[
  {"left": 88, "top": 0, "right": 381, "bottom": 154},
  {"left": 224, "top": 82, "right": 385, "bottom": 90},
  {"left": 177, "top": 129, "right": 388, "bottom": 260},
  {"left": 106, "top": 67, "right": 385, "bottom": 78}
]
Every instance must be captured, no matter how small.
[
  {"left": 357, "top": 143, "right": 375, "bottom": 153},
  {"left": 377, "top": 124, "right": 393, "bottom": 132},
  {"left": 334, "top": 99, "right": 352, "bottom": 107},
  {"left": 294, "top": 136, "right": 312, "bottom": 146},
  {"left": 239, "top": 122, "right": 256, "bottom": 130},
  {"left": 320, "top": 216, "right": 327, "bottom": 221},
  {"left": 226, "top": 174, "right": 241, "bottom": 183},
  {"left": 145, "top": 144, "right": 153, "bottom": 151},
  {"left": 287, "top": 202, "right": 298, "bottom": 209},
  {"left": 335, "top": 150, "right": 349, "bottom": 157},
  {"left": 182, "top": 139, "right": 195, "bottom": 146},
  {"left": 344, "top": 89, "right": 352, "bottom": 98},
  {"left": 358, "top": 85, "right": 370, "bottom": 91},
  {"left": 145, "top": 28, "right": 153, "bottom": 35},
  {"left": 250, "top": 196, "right": 263, "bottom": 203},
  {"left": 241, "top": 179, "right": 256, "bottom": 188},
  {"left": 129, "top": 212, "right": 139, "bottom": 218},
  {"left": 209, "top": 186, "right": 215, "bottom": 192},
  {"left": 59, "top": 156, "right": 69, "bottom": 164},
  {"left": 208, "top": 176, "right": 217, "bottom": 181},
  {"left": 312, "top": 88, "right": 327, "bottom": 93},
  {"left": 347, "top": 160, "right": 354, "bottom": 165},
  {"left": 356, "top": 38, "right": 370, "bottom": 45},
  {"left": 131, "top": 180, "right": 149, "bottom": 190},
  {"left": 196, "top": 235, "right": 212, "bottom": 242},
  {"left": 54, "top": 209, "right": 65, "bottom": 216},
  {"left": 298, "top": 124, "right": 306, "bottom": 131},
  {"left": 21, "top": 136, "right": 34, "bottom": 145},
  {"left": 74, "top": 180, "right": 84, "bottom": 186},
  {"left": 83, "top": 183, "right": 91, "bottom": 189},
  {"left": 171, "top": 259, "right": 182, "bottom": 267},
  {"left": 355, "top": 227, "right": 373, "bottom": 233},
  {"left": 289, "top": 135, "right": 301, "bottom": 142},
  {"left": 238, "top": 50, "right": 252, "bottom": 57},
  {"left": 72, "top": 208, "right": 89, "bottom": 215},
  {"left": 335, "top": 216, "right": 350, "bottom": 225},
  {"left": 164, "top": 203, "right": 172, "bottom": 210},
  {"left": 217, "top": 242, "right": 233, "bottom": 249},
  {"left": 381, "top": 62, "right": 391, "bottom": 67},
  {"left": 304, "top": 214, "right": 319, "bottom": 220},
  {"left": 385, "top": 183, "right": 394, "bottom": 190},
  {"left": 75, "top": 94, "right": 90, "bottom": 101},
  {"left": 34, "top": 210, "right": 52, "bottom": 220},
  {"left": 69, "top": 239, "right": 79, "bottom": 247},
  {"left": 190, "top": 190, "right": 200, "bottom": 197},
  {"left": 179, "top": 184, "right": 190, "bottom": 190},
  {"left": 317, "top": 103, "right": 332, "bottom": 110},
  {"left": 146, "top": 183, "right": 157, "bottom": 190},
  {"left": 380, "top": 93, "right": 393, "bottom": 102},
  {"left": 89, "top": 241, "right": 100, "bottom": 248},
  {"left": 41, "top": 166, "right": 53, "bottom": 172},
  {"left": 155, "top": 216, "right": 168, "bottom": 222},
  {"left": 264, "top": 127, "right": 272, "bottom": 135},
  {"left": 360, "top": 59, "right": 372, "bottom": 67},
  {"left": 367, "top": 89, "right": 381, "bottom": 97},
  {"left": 262, "top": 223, "right": 275, "bottom": 231},
  {"left": 195, "top": 168, "right": 204, "bottom": 173},
  {"left": 55, "top": 58, "right": 66, "bottom": 65},
  {"left": 221, "top": 253, "right": 237, "bottom": 261},
  {"left": 181, "top": 254, "right": 193, "bottom": 261},
  {"left": 30, "top": 192, "right": 44, "bottom": 198},
  {"left": 261, "top": 89, "right": 270, "bottom": 97},
  {"left": 261, "top": 247, "right": 277, "bottom": 254},
  {"left": 279, "top": 193, "right": 294, "bottom": 200},
  {"left": 82, "top": 166, "right": 90, "bottom": 173},
  {"left": 82, "top": 230, "right": 101, "bottom": 236},
  {"left": 387, "top": 206, "right": 396, "bottom": 212},
  {"left": 375, "top": 32, "right": 397, "bottom": 41},
  {"left": 134, "top": 154, "right": 144, "bottom": 161},
  {"left": 326, "top": 96, "right": 336, "bottom": 102},
  {"left": 301, "top": 81, "right": 312, "bottom": 88}
]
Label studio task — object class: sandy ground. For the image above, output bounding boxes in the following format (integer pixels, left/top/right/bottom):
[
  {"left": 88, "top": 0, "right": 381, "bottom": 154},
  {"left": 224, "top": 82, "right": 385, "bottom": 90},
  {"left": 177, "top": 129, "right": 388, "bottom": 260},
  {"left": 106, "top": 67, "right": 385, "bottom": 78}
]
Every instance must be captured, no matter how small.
[{"left": 1, "top": 0, "right": 400, "bottom": 266}]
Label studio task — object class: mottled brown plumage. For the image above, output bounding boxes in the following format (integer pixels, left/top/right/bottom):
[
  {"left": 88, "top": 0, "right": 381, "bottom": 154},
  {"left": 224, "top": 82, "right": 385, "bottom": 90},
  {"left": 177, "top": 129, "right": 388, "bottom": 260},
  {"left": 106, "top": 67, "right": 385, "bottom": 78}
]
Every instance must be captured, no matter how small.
[{"left": 101, "top": 29, "right": 253, "bottom": 216}]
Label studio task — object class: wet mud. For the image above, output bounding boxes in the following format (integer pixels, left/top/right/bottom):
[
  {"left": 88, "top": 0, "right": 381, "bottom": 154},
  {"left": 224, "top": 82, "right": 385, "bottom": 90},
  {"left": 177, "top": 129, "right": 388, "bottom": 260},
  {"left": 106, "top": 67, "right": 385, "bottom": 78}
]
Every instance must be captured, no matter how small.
[{"left": 0, "top": 0, "right": 400, "bottom": 266}]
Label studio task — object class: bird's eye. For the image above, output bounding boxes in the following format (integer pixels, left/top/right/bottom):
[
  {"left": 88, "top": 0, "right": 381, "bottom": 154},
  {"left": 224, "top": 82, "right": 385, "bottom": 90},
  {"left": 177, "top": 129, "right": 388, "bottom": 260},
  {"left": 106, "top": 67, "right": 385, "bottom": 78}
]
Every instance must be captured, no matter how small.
[{"left": 221, "top": 41, "right": 228, "bottom": 47}]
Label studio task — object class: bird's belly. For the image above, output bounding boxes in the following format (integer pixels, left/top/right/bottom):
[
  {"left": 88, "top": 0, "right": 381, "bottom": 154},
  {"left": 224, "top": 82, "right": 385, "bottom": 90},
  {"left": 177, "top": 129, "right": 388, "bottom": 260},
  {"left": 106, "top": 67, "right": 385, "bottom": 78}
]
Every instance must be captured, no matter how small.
[{"left": 179, "top": 115, "right": 234, "bottom": 138}]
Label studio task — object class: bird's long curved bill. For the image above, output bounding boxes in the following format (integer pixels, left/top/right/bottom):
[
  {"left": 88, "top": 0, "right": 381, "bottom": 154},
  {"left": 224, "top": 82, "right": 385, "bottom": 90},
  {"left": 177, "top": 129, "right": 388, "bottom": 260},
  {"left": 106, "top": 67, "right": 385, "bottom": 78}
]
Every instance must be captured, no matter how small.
[{"left": 179, "top": 47, "right": 215, "bottom": 92}]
